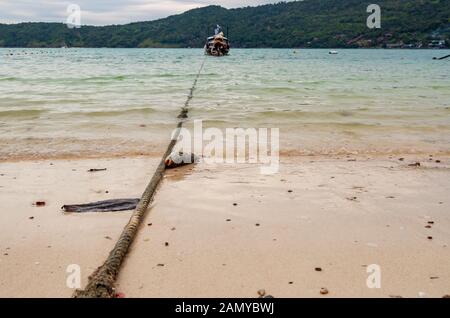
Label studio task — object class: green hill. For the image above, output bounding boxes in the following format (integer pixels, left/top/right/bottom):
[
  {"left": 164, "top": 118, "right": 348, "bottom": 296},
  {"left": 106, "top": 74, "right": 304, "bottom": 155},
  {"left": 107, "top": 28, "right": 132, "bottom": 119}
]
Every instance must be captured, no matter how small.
[{"left": 0, "top": 0, "right": 449, "bottom": 48}]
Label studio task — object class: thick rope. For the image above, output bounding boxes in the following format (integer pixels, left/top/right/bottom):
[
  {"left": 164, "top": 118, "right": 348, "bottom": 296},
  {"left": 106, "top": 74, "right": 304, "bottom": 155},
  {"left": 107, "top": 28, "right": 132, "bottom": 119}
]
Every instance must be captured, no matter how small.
[{"left": 73, "top": 56, "right": 206, "bottom": 298}]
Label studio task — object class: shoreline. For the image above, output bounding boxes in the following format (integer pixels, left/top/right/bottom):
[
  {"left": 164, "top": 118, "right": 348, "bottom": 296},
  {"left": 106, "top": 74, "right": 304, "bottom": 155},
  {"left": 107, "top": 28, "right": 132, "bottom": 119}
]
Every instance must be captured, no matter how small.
[{"left": 2, "top": 150, "right": 450, "bottom": 163}]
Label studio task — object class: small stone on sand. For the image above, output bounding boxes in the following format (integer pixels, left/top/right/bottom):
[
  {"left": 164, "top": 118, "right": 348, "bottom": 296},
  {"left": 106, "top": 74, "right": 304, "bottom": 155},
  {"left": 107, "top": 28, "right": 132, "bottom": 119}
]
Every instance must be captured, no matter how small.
[{"left": 320, "top": 288, "right": 329, "bottom": 295}]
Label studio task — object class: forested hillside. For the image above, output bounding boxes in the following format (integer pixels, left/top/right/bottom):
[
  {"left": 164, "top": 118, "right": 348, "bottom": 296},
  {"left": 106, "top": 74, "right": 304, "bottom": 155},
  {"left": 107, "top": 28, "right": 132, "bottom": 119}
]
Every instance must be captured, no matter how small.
[{"left": 0, "top": 0, "right": 449, "bottom": 48}]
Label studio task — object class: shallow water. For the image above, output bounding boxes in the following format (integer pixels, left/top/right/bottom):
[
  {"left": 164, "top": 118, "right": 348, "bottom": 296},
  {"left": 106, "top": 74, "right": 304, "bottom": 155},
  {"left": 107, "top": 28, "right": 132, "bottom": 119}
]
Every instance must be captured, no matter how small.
[{"left": 0, "top": 48, "right": 449, "bottom": 160}]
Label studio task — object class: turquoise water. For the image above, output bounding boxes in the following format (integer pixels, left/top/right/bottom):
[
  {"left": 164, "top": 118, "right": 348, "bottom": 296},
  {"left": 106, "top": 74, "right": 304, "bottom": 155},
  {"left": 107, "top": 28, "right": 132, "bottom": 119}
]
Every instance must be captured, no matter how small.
[{"left": 0, "top": 48, "right": 449, "bottom": 160}]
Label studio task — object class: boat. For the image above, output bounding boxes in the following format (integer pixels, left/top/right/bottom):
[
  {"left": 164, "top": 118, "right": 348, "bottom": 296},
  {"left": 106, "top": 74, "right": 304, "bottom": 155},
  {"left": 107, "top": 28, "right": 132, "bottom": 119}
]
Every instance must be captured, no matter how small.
[
  {"left": 204, "top": 25, "right": 230, "bottom": 56},
  {"left": 329, "top": 50, "right": 338, "bottom": 55}
]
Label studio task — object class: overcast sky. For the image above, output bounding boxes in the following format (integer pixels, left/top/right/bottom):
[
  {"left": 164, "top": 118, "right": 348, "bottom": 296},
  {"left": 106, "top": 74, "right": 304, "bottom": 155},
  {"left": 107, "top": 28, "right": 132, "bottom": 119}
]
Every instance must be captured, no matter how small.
[{"left": 0, "top": 0, "right": 292, "bottom": 25}]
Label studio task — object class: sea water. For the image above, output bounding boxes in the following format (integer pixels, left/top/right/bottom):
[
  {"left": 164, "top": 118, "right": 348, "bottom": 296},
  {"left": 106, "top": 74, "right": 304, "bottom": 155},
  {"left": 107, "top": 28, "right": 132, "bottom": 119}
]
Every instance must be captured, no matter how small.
[{"left": 0, "top": 48, "right": 449, "bottom": 160}]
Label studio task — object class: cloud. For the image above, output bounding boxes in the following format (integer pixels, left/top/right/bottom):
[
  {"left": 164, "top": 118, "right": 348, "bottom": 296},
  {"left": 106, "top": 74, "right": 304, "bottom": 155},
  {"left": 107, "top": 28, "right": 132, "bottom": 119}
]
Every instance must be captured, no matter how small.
[{"left": 0, "top": 0, "right": 289, "bottom": 25}]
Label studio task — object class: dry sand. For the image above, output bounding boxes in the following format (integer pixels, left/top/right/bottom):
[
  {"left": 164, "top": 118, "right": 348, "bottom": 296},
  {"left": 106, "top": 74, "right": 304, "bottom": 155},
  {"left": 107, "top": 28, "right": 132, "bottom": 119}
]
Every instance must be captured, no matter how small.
[
  {"left": 0, "top": 157, "right": 159, "bottom": 297},
  {"left": 0, "top": 155, "right": 449, "bottom": 298}
]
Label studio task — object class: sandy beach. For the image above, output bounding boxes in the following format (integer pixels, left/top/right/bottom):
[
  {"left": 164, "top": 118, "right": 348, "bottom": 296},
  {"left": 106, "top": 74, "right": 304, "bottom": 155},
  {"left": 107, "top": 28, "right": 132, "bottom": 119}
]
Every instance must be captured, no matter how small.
[
  {"left": 1, "top": 0, "right": 449, "bottom": 305},
  {"left": 1, "top": 154, "right": 449, "bottom": 298}
]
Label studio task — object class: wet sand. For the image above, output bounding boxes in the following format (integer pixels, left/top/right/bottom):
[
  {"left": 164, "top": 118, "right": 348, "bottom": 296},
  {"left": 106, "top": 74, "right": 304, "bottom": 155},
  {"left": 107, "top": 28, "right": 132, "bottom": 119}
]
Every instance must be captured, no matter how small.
[{"left": 1, "top": 155, "right": 449, "bottom": 297}]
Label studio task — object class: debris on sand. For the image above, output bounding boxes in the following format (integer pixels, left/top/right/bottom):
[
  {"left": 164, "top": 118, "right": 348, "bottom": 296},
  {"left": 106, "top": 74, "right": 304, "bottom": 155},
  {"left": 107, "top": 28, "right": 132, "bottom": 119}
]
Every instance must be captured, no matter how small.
[
  {"left": 257, "top": 289, "right": 266, "bottom": 297},
  {"left": 315, "top": 267, "right": 323, "bottom": 272},
  {"left": 62, "top": 198, "right": 140, "bottom": 213},
  {"left": 320, "top": 288, "right": 329, "bottom": 295},
  {"left": 408, "top": 162, "right": 421, "bottom": 167},
  {"left": 88, "top": 168, "right": 107, "bottom": 172},
  {"left": 427, "top": 236, "right": 433, "bottom": 240},
  {"left": 34, "top": 201, "right": 46, "bottom": 207},
  {"left": 165, "top": 152, "right": 200, "bottom": 169}
]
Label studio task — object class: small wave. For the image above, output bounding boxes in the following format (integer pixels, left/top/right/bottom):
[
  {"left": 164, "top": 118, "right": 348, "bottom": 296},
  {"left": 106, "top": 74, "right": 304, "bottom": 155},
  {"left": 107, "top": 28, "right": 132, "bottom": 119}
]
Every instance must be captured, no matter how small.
[
  {"left": 0, "top": 77, "right": 19, "bottom": 82},
  {"left": 154, "top": 73, "right": 181, "bottom": 78},
  {"left": 68, "top": 107, "right": 157, "bottom": 117},
  {"left": 251, "top": 109, "right": 365, "bottom": 120},
  {"left": 259, "top": 87, "right": 299, "bottom": 93},
  {"left": 0, "top": 109, "right": 47, "bottom": 118},
  {"left": 81, "top": 75, "right": 127, "bottom": 82}
]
